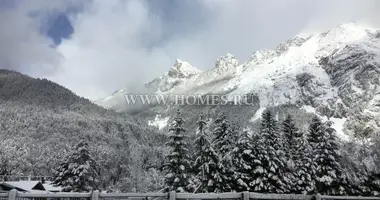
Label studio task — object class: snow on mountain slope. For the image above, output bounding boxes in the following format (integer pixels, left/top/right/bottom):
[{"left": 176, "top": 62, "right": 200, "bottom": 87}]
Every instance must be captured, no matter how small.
[
  {"left": 95, "top": 59, "right": 202, "bottom": 109},
  {"left": 145, "top": 59, "right": 202, "bottom": 94},
  {"left": 168, "top": 59, "right": 201, "bottom": 78},
  {"left": 244, "top": 49, "right": 276, "bottom": 66},
  {"left": 301, "top": 105, "right": 348, "bottom": 141},
  {"left": 195, "top": 53, "right": 239, "bottom": 84},
  {"left": 97, "top": 22, "right": 380, "bottom": 139}
]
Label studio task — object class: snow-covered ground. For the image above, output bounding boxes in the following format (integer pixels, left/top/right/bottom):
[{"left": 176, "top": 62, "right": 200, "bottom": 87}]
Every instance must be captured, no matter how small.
[
  {"left": 250, "top": 107, "right": 266, "bottom": 122},
  {"left": 148, "top": 115, "right": 170, "bottom": 130}
]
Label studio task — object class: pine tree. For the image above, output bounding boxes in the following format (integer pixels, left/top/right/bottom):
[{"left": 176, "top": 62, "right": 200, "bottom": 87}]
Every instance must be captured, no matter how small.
[
  {"left": 309, "top": 118, "right": 346, "bottom": 195},
  {"left": 53, "top": 141, "right": 99, "bottom": 192},
  {"left": 164, "top": 110, "right": 192, "bottom": 192},
  {"left": 282, "top": 115, "right": 315, "bottom": 194},
  {"left": 249, "top": 129, "right": 268, "bottom": 192},
  {"left": 213, "top": 115, "right": 237, "bottom": 157},
  {"left": 294, "top": 134, "right": 315, "bottom": 194},
  {"left": 307, "top": 116, "right": 323, "bottom": 148},
  {"left": 283, "top": 115, "right": 299, "bottom": 166},
  {"left": 348, "top": 166, "right": 368, "bottom": 196},
  {"left": 361, "top": 134, "right": 380, "bottom": 196},
  {"left": 362, "top": 172, "right": 380, "bottom": 196},
  {"left": 282, "top": 115, "right": 299, "bottom": 192},
  {"left": 232, "top": 130, "right": 254, "bottom": 192},
  {"left": 52, "top": 158, "right": 70, "bottom": 189},
  {"left": 306, "top": 116, "right": 325, "bottom": 194},
  {"left": 192, "top": 114, "right": 224, "bottom": 193},
  {"left": 211, "top": 115, "right": 237, "bottom": 192},
  {"left": 252, "top": 110, "right": 288, "bottom": 193}
]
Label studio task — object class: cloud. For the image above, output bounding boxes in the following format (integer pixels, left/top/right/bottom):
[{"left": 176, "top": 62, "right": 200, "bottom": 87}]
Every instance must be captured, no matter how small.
[
  {"left": 0, "top": 0, "right": 84, "bottom": 75},
  {"left": 1, "top": 0, "right": 380, "bottom": 100},
  {"left": 299, "top": 0, "right": 380, "bottom": 33},
  {"left": 50, "top": 0, "right": 173, "bottom": 99},
  {"left": 0, "top": 1, "right": 57, "bottom": 75}
]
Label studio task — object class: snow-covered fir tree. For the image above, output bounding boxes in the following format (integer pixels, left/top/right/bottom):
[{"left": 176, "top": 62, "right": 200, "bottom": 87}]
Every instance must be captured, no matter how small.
[
  {"left": 347, "top": 164, "right": 369, "bottom": 195},
  {"left": 52, "top": 157, "right": 70, "bottom": 189},
  {"left": 211, "top": 115, "right": 237, "bottom": 192},
  {"left": 361, "top": 134, "right": 380, "bottom": 196},
  {"left": 248, "top": 128, "right": 267, "bottom": 192},
  {"left": 308, "top": 117, "right": 346, "bottom": 195},
  {"left": 192, "top": 114, "right": 224, "bottom": 193},
  {"left": 282, "top": 115, "right": 299, "bottom": 192},
  {"left": 308, "top": 116, "right": 324, "bottom": 148},
  {"left": 164, "top": 110, "right": 192, "bottom": 192},
  {"left": 282, "top": 115, "right": 315, "bottom": 194},
  {"left": 212, "top": 115, "right": 237, "bottom": 156},
  {"left": 232, "top": 130, "right": 254, "bottom": 192},
  {"left": 53, "top": 141, "right": 99, "bottom": 192},
  {"left": 254, "top": 110, "right": 288, "bottom": 193},
  {"left": 282, "top": 115, "right": 300, "bottom": 167},
  {"left": 325, "top": 121, "right": 350, "bottom": 195},
  {"left": 362, "top": 172, "right": 380, "bottom": 196},
  {"left": 341, "top": 132, "right": 372, "bottom": 195},
  {"left": 293, "top": 133, "right": 315, "bottom": 194}
]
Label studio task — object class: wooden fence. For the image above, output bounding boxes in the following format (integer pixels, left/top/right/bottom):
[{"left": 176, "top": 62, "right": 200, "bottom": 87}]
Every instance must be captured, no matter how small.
[{"left": 2, "top": 190, "right": 380, "bottom": 200}]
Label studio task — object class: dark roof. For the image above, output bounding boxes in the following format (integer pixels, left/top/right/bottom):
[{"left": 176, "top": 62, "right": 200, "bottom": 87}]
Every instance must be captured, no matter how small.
[{"left": 0, "top": 181, "right": 46, "bottom": 192}]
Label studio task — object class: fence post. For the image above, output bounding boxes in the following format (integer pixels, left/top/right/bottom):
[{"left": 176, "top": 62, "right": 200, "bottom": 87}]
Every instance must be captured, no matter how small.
[
  {"left": 169, "top": 191, "right": 176, "bottom": 200},
  {"left": 243, "top": 191, "right": 249, "bottom": 200},
  {"left": 315, "top": 193, "right": 321, "bottom": 200},
  {"left": 8, "top": 189, "right": 17, "bottom": 200},
  {"left": 91, "top": 190, "right": 99, "bottom": 200}
]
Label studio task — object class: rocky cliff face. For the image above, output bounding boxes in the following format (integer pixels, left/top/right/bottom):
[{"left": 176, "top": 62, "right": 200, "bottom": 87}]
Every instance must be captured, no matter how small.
[
  {"left": 319, "top": 38, "right": 380, "bottom": 138},
  {"left": 97, "top": 23, "right": 380, "bottom": 140}
]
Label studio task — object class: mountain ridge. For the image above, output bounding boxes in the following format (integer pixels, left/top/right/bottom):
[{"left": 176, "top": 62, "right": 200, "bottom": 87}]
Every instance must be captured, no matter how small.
[{"left": 97, "top": 22, "right": 380, "bottom": 140}]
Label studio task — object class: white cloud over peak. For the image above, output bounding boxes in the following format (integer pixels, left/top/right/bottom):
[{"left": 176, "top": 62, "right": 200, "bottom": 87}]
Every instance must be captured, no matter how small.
[{"left": 1, "top": 0, "right": 380, "bottom": 100}]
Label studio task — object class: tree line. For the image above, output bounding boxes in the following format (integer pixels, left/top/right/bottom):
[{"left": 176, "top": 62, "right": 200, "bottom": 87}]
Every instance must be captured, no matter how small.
[
  {"left": 163, "top": 109, "right": 380, "bottom": 196},
  {"left": 51, "top": 109, "right": 380, "bottom": 196}
]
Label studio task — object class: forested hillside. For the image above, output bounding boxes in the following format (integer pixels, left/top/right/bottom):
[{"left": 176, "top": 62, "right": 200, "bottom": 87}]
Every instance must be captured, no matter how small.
[{"left": 0, "top": 70, "right": 167, "bottom": 192}]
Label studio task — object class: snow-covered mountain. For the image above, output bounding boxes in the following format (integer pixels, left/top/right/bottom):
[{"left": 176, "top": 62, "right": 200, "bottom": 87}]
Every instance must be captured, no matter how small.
[
  {"left": 97, "top": 23, "right": 380, "bottom": 140},
  {"left": 145, "top": 59, "right": 202, "bottom": 94}
]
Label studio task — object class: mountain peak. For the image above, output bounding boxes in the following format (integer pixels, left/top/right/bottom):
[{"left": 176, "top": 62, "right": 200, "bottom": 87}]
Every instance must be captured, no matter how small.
[
  {"left": 168, "top": 59, "right": 201, "bottom": 78},
  {"left": 334, "top": 21, "right": 369, "bottom": 30},
  {"left": 215, "top": 53, "right": 239, "bottom": 69},
  {"left": 175, "top": 58, "right": 184, "bottom": 64},
  {"left": 247, "top": 49, "right": 277, "bottom": 65},
  {"left": 276, "top": 35, "right": 311, "bottom": 55},
  {"left": 319, "top": 22, "right": 369, "bottom": 43}
]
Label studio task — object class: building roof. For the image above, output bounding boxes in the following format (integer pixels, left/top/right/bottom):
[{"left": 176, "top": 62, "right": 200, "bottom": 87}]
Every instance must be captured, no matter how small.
[
  {"left": 0, "top": 181, "right": 46, "bottom": 192},
  {"left": 43, "top": 183, "right": 62, "bottom": 192}
]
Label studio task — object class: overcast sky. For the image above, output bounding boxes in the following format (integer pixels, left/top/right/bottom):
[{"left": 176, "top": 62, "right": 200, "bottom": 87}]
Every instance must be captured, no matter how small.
[{"left": 0, "top": 0, "right": 380, "bottom": 100}]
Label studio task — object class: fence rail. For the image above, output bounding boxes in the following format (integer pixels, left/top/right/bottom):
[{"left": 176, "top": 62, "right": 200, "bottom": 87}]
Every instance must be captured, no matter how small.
[{"left": 2, "top": 190, "right": 380, "bottom": 200}]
